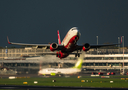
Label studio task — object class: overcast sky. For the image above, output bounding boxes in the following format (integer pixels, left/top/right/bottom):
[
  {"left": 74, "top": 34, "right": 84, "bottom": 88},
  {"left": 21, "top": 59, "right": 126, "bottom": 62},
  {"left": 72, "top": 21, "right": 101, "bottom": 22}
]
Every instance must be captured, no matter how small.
[{"left": 0, "top": 0, "right": 128, "bottom": 47}]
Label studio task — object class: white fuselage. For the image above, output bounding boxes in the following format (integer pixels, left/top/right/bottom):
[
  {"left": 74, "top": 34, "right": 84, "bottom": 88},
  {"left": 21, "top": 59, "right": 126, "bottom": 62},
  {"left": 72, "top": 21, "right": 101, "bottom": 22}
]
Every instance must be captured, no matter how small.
[
  {"left": 61, "top": 27, "right": 81, "bottom": 47},
  {"left": 38, "top": 68, "right": 81, "bottom": 75}
]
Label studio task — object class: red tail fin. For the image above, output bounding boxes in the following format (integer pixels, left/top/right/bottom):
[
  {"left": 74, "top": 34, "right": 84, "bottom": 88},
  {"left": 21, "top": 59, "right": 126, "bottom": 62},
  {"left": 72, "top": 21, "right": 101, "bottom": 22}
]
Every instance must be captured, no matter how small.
[{"left": 57, "top": 30, "right": 61, "bottom": 44}]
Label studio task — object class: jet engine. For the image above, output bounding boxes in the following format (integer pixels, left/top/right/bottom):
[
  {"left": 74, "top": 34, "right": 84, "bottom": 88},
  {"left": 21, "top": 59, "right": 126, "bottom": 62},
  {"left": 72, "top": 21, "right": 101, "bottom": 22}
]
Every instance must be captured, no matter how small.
[
  {"left": 50, "top": 43, "right": 58, "bottom": 51},
  {"left": 82, "top": 43, "right": 90, "bottom": 51}
]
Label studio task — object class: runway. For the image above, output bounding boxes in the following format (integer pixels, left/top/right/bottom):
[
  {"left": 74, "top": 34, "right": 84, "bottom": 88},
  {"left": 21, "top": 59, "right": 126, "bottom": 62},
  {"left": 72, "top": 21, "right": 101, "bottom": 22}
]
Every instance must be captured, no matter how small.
[{"left": 0, "top": 85, "right": 127, "bottom": 90}]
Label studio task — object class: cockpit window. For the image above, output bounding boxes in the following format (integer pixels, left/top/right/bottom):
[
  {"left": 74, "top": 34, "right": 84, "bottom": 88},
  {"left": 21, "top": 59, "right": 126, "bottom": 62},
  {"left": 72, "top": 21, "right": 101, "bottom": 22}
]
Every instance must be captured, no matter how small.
[{"left": 71, "top": 27, "right": 77, "bottom": 30}]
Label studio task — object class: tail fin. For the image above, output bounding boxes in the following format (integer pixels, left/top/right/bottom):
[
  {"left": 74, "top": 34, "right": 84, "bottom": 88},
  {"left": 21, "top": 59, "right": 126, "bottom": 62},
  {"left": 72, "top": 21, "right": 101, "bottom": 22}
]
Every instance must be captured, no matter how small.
[
  {"left": 57, "top": 30, "right": 61, "bottom": 44},
  {"left": 73, "top": 52, "right": 84, "bottom": 69}
]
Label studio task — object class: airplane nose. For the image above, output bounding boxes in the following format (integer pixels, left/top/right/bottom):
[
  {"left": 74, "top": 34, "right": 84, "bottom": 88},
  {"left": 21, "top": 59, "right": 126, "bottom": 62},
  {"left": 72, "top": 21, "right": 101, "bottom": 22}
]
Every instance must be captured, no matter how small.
[
  {"left": 38, "top": 70, "right": 41, "bottom": 74},
  {"left": 77, "top": 30, "right": 81, "bottom": 37},
  {"left": 38, "top": 71, "right": 40, "bottom": 75},
  {"left": 38, "top": 71, "right": 40, "bottom": 74}
]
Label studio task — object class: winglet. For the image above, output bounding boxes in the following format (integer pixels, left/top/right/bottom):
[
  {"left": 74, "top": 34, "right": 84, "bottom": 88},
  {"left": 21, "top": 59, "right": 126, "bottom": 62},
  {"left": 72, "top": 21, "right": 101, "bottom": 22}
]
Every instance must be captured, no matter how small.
[
  {"left": 57, "top": 30, "right": 61, "bottom": 44},
  {"left": 7, "top": 36, "right": 11, "bottom": 44}
]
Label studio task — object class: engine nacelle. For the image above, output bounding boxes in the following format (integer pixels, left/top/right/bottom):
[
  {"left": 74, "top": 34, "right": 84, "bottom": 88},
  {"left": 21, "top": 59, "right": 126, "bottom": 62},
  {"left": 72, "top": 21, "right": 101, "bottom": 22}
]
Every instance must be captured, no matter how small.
[
  {"left": 82, "top": 43, "right": 90, "bottom": 51},
  {"left": 50, "top": 43, "right": 58, "bottom": 51}
]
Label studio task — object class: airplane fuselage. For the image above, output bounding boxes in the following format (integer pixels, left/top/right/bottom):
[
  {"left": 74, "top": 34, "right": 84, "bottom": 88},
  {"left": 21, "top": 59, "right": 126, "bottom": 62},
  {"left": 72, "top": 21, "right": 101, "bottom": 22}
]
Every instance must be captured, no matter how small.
[
  {"left": 38, "top": 68, "right": 81, "bottom": 75},
  {"left": 57, "top": 27, "right": 81, "bottom": 58},
  {"left": 62, "top": 27, "right": 80, "bottom": 51}
]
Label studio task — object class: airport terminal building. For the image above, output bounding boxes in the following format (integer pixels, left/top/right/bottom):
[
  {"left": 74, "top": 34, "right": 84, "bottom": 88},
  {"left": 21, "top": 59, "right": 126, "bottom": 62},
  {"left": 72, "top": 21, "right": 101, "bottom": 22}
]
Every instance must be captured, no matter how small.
[{"left": 0, "top": 48, "right": 128, "bottom": 75}]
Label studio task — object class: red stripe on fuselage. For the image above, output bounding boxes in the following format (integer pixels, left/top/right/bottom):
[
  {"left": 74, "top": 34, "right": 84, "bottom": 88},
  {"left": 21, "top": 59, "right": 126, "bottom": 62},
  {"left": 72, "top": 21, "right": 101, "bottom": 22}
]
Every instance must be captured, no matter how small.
[{"left": 61, "top": 35, "right": 79, "bottom": 52}]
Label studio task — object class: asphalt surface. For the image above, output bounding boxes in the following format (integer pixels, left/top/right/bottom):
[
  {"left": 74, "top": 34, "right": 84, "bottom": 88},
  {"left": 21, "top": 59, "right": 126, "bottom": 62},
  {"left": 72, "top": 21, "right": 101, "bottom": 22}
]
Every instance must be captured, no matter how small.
[{"left": 0, "top": 85, "right": 127, "bottom": 90}]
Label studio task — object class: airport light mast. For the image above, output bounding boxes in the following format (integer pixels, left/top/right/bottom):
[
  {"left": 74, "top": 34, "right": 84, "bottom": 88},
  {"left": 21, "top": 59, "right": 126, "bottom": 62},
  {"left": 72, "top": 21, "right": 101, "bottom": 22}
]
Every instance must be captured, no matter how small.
[
  {"left": 5, "top": 46, "right": 7, "bottom": 57},
  {"left": 122, "top": 36, "right": 124, "bottom": 75},
  {"left": 96, "top": 36, "right": 98, "bottom": 54},
  {"left": 118, "top": 37, "right": 120, "bottom": 54}
]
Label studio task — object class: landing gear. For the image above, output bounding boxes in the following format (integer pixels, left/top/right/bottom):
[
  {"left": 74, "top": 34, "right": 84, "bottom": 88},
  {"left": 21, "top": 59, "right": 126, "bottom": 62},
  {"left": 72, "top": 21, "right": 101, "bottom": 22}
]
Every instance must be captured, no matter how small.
[
  {"left": 78, "top": 54, "right": 80, "bottom": 57},
  {"left": 75, "top": 54, "right": 77, "bottom": 57},
  {"left": 75, "top": 50, "right": 80, "bottom": 57},
  {"left": 56, "top": 52, "right": 61, "bottom": 57},
  {"left": 56, "top": 52, "right": 61, "bottom": 58},
  {"left": 56, "top": 52, "right": 58, "bottom": 57},
  {"left": 58, "top": 54, "right": 61, "bottom": 57},
  {"left": 75, "top": 53, "right": 80, "bottom": 57},
  {"left": 56, "top": 51, "right": 69, "bottom": 59},
  {"left": 57, "top": 72, "right": 63, "bottom": 77}
]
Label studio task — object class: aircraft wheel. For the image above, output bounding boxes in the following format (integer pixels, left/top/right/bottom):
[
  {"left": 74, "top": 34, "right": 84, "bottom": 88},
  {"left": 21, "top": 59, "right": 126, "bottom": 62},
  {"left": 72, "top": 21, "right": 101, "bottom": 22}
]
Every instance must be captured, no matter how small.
[
  {"left": 58, "top": 54, "right": 61, "bottom": 57},
  {"left": 78, "top": 54, "right": 80, "bottom": 57},
  {"left": 75, "top": 54, "right": 77, "bottom": 57},
  {"left": 56, "top": 54, "right": 58, "bottom": 57}
]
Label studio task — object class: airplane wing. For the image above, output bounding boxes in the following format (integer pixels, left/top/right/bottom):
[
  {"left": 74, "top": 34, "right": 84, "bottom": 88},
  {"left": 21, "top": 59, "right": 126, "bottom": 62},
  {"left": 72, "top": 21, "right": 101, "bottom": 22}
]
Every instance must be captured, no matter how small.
[
  {"left": 75, "top": 37, "right": 122, "bottom": 51},
  {"left": 90, "top": 43, "right": 121, "bottom": 48},
  {"left": 7, "top": 36, "right": 64, "bottom": 49},
  {"left": 75, "top": 43, "right": 122, "bottom": 51}
]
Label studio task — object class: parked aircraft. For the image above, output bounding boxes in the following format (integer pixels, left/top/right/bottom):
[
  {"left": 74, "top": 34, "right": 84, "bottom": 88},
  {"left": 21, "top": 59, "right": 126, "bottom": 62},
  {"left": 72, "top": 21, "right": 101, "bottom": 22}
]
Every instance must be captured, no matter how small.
[{"left": 7, "top": 27, "right": 122, "bottom": 59}]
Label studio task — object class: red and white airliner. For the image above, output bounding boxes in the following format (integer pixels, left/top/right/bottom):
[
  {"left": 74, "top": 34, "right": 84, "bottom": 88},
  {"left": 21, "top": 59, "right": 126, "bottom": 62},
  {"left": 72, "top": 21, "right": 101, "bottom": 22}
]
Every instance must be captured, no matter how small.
[{"left": 7, "top": 27, "right": 122, "bottom": 59}]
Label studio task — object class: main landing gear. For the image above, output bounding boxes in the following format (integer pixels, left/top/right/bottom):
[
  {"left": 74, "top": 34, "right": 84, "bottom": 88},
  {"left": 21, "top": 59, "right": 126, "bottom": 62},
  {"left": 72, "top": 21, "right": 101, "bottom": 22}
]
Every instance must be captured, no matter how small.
[
  {"left": 75, "top": 50, "right": 80, "bottom": 57},
  {"left": 56, "top": 52, "right": 61, "bottom": 57},
  {"left": 75, "top": 53, "right": 80, "bottom": 57}
]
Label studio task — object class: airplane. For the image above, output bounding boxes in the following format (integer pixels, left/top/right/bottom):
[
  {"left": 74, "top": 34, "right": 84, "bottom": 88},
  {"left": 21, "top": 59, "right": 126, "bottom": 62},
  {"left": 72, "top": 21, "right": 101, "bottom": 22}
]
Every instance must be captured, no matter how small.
[
  {"left": 7, "top": 27, "right": 122, "bottom": 59},
  {"left": 38, "top": 54, "right": 84, "bottom": 76}
]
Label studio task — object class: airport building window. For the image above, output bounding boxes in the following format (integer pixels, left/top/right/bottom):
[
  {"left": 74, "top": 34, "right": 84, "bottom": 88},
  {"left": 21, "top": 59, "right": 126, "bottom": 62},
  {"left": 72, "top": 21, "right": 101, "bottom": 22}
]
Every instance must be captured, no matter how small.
[
  {"left": 111, "top": 63, "right": 115, "bottom": 66},
  {"left": 86, "top": 63, "right": 90, "bottom": 66},
  {"left": 17, "top": 63, "right": 21, "bottom": 66},
  {"left": 108, "top": 63, "right": 111, "bottom": 66},
  {"left": 114, "top": 57, "right": 117, "bottom": 60},
  {"left": 103, "top": 63, "right": 106, "bottom": 66},
  {"left": 82, "top": 63, "right": 86, "bottom": 66},
  {"left": 21, "top": 63, "right": 24, "bottom": 66},
  {"left": 95, "top": 63, "right": 99, "bottom": 66},
  {"left": 5, "top": 63, "right": 9, "bottom": 66},
  {"left": 124, "top": 57, "right": 128, "bottom": 59},
  {"left": 90, "top": 63, "right": 93, "bottom": 66},
  {"left": 117, "top": 57, "right": 123, "bottom": 60},
  {"left": 124, "top": 63, "right": 128, "bottom": 66},
  {"left": 114, "top": 63, "right": 119, "bottom": 66},
  {"left": 30, "top": 63, "right": 34, "bottom": 66},
  {"left": 26, "top": 63, "right": 29, "bottom": 67},
  {"left": 99, "top": 63, "right": 102, "bottom": 66}
]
